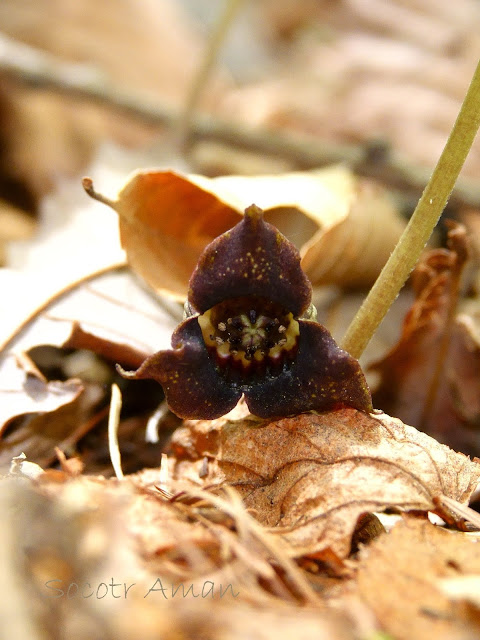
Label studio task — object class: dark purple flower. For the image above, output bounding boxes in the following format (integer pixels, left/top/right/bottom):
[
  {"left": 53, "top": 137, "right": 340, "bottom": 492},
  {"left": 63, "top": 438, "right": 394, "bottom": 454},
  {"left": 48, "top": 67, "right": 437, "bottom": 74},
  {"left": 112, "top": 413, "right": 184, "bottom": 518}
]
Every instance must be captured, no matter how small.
[{"left": 119, "top": 205, "right": 372, "bottom": 419}]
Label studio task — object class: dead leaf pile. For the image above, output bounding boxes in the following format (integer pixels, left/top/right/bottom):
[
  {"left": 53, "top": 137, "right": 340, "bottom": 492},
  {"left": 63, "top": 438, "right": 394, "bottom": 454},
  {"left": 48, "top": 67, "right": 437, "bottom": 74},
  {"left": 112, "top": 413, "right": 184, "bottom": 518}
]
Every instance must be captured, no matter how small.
[
  {"left": 2, "top": 252, "right": 480, "bottom": 639},
  {"left": 357, "top": 517, "right": 480, "bottom": 640},
  {"left": 0, "top": 0, "right": 228, "bottom": 222},
  {"left": 3, "top": 152, "right": 480, "bottom": 638},
  {"left": 2, "top": 247, "right": 480, "bottom": 639},
  {"left": 3, "top": 1, "right": 480, "bottom": 638},
  {"left": 1, "top": 406, "right": 480, "bottom": 640},
  {"left": 1, "top": 474, "right": 360, "bottom": 640},
  {"left": 222, "top": 0, "right": 480, "bottom": 177}
]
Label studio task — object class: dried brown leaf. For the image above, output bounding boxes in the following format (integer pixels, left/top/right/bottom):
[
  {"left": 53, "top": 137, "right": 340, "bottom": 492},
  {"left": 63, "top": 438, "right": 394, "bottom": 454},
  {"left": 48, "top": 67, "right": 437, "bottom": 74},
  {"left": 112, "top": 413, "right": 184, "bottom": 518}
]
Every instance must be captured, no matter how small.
[
  {"left": 0, "top": 352, "right": 84, "bottom": 435},
  {"left": 300, "top": 178, "right": 405, "bottom": 287},
  {"left": 0, "top": 377, "right": 103, "bottom": 471},
  {"left": 1, "top": 469, "right": 360, "bottom": 640},
  {"left": 1, "top": 266, "right": 180, "bottom": 359},
  {"left": 0, "top": 266, "right": 181, "bottom": 470},
  {"left": 86, "top": 166, "right": 405, "bottom": 299},
  {"left": 169, "top": 408, "right": 480, "bottom": 559},
  {"left": 371, "top": 223, "right": 480, "bottom": 455},
  {"left": 357, "top": 518, "right": 480, "bottom": 640}
]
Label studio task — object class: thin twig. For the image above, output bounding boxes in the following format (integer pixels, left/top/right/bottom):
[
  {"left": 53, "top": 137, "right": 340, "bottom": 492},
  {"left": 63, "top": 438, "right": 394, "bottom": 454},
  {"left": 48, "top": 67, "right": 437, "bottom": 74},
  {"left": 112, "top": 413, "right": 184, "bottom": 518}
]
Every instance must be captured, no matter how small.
[
  {"left": 2, "top": 33, "right": 480, "bottom": 207},
  {"left": 341, "top": 59, "right": 480, "bottom": 359},
  {"left": 178, "top": 0, "right": 245, "bottom": 148},
  {"left": 108, "top": 383, "right": 124, "bottom": 480},
  {"left": 436, "top": 494, "right": 480, "bottom": 531}
]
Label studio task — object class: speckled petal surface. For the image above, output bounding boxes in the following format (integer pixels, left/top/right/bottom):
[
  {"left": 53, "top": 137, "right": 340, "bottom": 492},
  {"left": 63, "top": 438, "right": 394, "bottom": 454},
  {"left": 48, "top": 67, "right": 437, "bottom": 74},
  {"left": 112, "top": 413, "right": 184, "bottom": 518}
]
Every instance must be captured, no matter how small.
[
  {"left": 121, "top": 317, "right": 241, "bottom": 420},
  {"left": 244, "top": 320, "right": 373, "bottom": 419},
  {"left": 188, "top": 205, "right": 312, "bottom": 317}
]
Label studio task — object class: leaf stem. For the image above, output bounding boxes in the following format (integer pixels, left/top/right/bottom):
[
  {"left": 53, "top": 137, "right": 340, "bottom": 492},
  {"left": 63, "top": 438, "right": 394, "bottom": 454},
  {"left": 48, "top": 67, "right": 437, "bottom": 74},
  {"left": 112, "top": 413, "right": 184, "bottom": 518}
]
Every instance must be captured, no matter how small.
[
  {"left": 82, "top": 176, "right": 117, "bottom": 208},
  {"left": 341, "top": 59, "right": 480, "bottom": 359}
]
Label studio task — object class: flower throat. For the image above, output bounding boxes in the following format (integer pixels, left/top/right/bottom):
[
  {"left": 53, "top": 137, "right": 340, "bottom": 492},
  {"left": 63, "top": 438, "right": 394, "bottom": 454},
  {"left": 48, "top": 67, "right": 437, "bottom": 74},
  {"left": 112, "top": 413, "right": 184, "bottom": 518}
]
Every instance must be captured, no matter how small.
[{"left": 198, "top": 296, "right": 299, "bottom": 373}]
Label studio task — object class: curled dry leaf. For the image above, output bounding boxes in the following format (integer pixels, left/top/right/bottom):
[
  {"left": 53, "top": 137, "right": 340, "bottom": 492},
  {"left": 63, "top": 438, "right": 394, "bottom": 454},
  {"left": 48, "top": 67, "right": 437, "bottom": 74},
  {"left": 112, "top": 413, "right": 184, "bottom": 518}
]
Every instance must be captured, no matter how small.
[
  {"left": 0, "top": 368, "right": 103, "bottom": 472},
  {"left": 357, "top": 518, "right": 480, "bottom": 640},
  {"left": 0, "top": 267, "right": 180, "bottom": 469},
  {"left": 371, "top": 222, "right": 480, "bottom": 455},
  {"left": 169, "top": 408, "right": 480, "bottom": 559},
  {"left": 83, "top": 165, "right": 405, "bottom": 299}
]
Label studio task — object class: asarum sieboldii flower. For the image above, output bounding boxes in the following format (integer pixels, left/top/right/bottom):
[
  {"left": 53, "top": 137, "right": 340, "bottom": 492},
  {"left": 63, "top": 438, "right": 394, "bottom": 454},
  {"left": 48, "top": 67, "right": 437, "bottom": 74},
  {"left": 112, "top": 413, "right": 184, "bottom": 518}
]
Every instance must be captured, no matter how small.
[{"left": 119, "top": 205, "right": 373, "bottom": 419}]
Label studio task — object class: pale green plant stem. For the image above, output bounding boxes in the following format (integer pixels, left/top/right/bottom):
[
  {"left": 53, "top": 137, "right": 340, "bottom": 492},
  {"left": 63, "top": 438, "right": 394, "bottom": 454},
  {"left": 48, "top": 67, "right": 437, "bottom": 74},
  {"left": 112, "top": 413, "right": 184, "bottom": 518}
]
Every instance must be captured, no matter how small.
[{"left": 341, "top": 59, "right": 480, "bottom": 359}]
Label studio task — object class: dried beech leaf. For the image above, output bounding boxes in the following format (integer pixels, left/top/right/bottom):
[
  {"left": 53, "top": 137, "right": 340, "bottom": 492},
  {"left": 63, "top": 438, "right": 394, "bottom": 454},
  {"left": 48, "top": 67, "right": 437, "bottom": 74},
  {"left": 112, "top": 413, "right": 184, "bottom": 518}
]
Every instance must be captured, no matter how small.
[
  {"left": 103, "top": 171, "right": 241, "bottom": 302},
  {"left": 357, "top": 518, "right": 480, "bottom": 640},
  {"left": 169, "top": 409, "right": 480, "bottom": 558},
  {"left": 371, "top": 223, "right": 480, "bottom": 455},
  {"left": 85, "top": 166, "right": 405, "bottom": 299},
  {"left": 300, "top": 179, "right": 406, "bottom": 287}
]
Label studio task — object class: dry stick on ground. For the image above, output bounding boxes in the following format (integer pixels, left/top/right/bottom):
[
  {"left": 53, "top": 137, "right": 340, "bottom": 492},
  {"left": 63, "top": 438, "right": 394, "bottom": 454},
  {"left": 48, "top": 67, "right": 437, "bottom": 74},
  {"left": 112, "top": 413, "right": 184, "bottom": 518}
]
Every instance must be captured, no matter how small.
[
  {"left": 177, "top": 0, "right": 245, "bottom": 149},
  {"left": 1, "top": 33, "right": 480, "bottom": 207},
  {"left": 341, "top": 59, "right": 480, "bottom": 359}
]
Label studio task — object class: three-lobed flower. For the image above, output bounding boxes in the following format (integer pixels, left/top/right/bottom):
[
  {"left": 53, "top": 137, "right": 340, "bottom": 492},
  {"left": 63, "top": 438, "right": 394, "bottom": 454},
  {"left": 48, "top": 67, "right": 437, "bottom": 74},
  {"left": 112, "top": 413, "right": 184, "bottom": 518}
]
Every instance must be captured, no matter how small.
[{"left": 120, "top": 205, "right": 373, "bottom": 419}]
